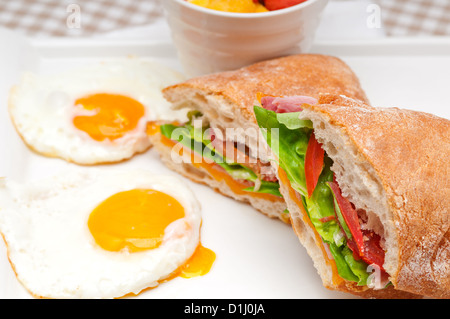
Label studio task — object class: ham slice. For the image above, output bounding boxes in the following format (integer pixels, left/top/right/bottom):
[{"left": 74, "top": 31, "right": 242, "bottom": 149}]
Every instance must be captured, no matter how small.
[{"left": 261, "top": 95, "right": 318, "bottom": 113}]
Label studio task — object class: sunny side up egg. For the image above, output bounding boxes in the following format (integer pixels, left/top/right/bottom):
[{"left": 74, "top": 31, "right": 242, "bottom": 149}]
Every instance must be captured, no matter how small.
[
  {"left": 8, "top": 58, "right": 187, "bottom": 165},
  {"left": 0, "top": 169, "right": 215, "bottom": 299}
]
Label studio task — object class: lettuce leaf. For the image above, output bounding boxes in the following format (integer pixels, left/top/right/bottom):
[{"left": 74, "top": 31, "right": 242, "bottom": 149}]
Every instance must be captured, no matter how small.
[
  {"left": 253, "top": 105, "right": 372, "bottom": 286},
  {"left": 303, "top": 160, "right": 341, "bottom": 244},
  {"left": 276, "top": 112, "right": 313, "bottom": 130},
  {"left": 328, "top": 243, "right": 359, "bottom": 283},
  {"left": 159, "top": 122, "right": 282, "bottom": 198},
  {"left": 342, "top": 247, "right": 370, "bottom": 286},
  {"left": 253, "top": 106, "right": 310, "bottom": 196}
]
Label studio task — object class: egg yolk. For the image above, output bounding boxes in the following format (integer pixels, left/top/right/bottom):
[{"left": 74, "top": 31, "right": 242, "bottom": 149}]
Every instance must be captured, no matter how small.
[
  {"left": 88, "top": 189, "right": 185, "bottom": 253},
  {"left": 178, "top": 244, "right": 216, "bottom": 278},
  {"left": 187, "top": 0, "right": 268, "bottom": 13},
  {"left": 123, "top": 243, "right": 216, "bottom": 298},
  {"left": 73, "top": 93, "right": 145, "bottom": 142}
]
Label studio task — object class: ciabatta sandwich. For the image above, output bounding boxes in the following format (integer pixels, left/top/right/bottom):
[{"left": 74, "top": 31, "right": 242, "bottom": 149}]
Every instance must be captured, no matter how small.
[
  {"left": 149, "top": 54, "right": 368, "bottom": 223},
  {"left": 253, "top": 93, "right": 449, "bottom": 298}
]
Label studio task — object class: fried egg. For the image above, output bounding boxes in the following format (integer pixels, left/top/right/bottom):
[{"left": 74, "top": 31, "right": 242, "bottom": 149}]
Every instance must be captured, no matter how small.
[
  {"left": 0, "top": 169, "right": 204, "bottom": 299},
  {"left": 8, "top": 58, "right": 186, "bottom": 165}
]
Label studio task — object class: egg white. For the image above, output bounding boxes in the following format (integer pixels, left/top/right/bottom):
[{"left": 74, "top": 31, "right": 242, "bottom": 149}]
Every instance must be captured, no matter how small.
[
  {"left": 0, "top": 168, "right": 201, "bottom": 299},
  {"left": 8, "top": 57, "right": 186, "bottom": 165}
]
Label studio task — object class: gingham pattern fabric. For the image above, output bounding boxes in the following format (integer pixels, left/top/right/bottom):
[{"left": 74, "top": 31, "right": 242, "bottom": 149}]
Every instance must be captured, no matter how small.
[
  {"left": 377, "top": 0, "right": 450, "bottom": 36},
  {"left": 0, "top": 0, "right": 163, "bottom": 37},
  {"left": 0, "top": 0, "right": 449, "bottom": 37}
]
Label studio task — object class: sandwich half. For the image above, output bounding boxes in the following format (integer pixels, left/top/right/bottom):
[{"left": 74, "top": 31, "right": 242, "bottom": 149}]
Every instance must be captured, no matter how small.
[
  {"left": 148, "top": 54, "right": 368, "bottom": 223},
  {"left": 253, "top": 93, "right": 449, "bottom": 298}
]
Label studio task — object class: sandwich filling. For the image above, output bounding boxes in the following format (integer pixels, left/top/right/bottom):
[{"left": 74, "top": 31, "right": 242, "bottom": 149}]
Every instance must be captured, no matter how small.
[
  {"left": 147, "top": 111, "right": 284, "bottom": 202},
  {"left": 254, "top": 95, "right": 390, "bottom": 288}
]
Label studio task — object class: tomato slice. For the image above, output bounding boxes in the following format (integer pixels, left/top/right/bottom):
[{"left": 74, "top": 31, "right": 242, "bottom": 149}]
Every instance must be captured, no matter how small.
[
  {"left": 328, "top": 181, "right": 385, "bottom": 269},
  {"left": 327, "top": 181, "right": 365, "bottom": 254},
  {"left": 305, "top": 132, "right": 325, "bottom": 197},
  {"left": 361, "top": 230, "right": 385, "bottom": 270}
]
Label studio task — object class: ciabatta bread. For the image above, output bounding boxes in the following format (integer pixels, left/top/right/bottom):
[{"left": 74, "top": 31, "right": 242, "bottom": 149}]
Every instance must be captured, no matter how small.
[
  {"left": 151, "top": 54, "right": 369, "bottom": 222},
  {"left": 277, "top": 94, "right": 449, "bottom": 298}
]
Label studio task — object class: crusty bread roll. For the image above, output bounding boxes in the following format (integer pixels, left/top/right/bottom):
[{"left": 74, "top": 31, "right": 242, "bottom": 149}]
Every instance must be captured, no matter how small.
[
  {"left": 272, "top": 94, "right": 449, "bottom": 298},
  {"left": 149, "top": 54, "right": 369, "bottom": 223}
]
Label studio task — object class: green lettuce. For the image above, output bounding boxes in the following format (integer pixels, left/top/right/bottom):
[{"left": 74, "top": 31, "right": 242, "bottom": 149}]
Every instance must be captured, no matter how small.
[
  {"left": 254, "top": 106, "right": 310, "bottom": 196},
  {"left": 159, "top": 121, "right": 282, "bottom": 198},
  {"left": 253, "top": 105, "right": 371, "bottom": 286},
  {"left": 276, "top": 112, "right": 313, "bottom": 130}
]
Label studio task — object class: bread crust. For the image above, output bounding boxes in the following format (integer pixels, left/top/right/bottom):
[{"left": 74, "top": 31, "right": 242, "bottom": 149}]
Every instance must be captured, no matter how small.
[
  {"left": 163, "top": 54, "right": 369, "bottom": 121},
  {"left": 159, "top": 54, "right": 369, "bottom": 222},
  {"left": 149, "top": 130, "right": 289, "bottom": 222},
  {"left": 300, "top": 94, "right": 450, "bottom": 298},
  {"left": 277, "top": 166, "right": 422, "bottom": 299}
]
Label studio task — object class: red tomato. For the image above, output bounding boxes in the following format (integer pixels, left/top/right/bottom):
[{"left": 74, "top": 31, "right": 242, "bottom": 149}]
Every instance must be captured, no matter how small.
[
  {"left": 361, "top": 230, "right": 385, "bottom": 270},
  {"left": 305, "top": 132, "right": 324, "bottom": 198},
  {"left": 264, "top": 0, "right": 308, "bottom": 11},
  {"left": 328, "top": 181, "right": 365, "bottom": 254},
  {"left": 328, "top": 181, "right": 385, "bottom": 269}
]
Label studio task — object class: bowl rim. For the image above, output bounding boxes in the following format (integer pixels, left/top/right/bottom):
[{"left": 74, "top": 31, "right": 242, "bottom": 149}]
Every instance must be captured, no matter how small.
[{"left": 171, "top": 0, "right": 327, "bottom": 19}]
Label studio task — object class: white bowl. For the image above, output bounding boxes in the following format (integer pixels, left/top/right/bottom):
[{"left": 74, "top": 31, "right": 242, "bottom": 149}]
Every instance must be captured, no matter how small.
[{"left": 160, "top": 0, "right": 329, "bottom": 77}]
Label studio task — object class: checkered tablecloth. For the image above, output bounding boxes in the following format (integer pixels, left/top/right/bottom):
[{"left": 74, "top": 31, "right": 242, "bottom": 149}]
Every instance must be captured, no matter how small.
[
  {"left": 0, "top": 0, "right": 163, "bottom": 37},
  {"left": 377, "top": 0, "right": 450, "bottom": 36},
  {"left": 0, "top": 0, "right": 449, "bottom": 37}
]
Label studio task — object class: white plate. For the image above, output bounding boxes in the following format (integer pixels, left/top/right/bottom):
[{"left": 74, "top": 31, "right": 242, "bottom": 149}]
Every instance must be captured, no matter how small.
[{"left": 0, "top": 29, "right": 449, "bottom": 299}]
